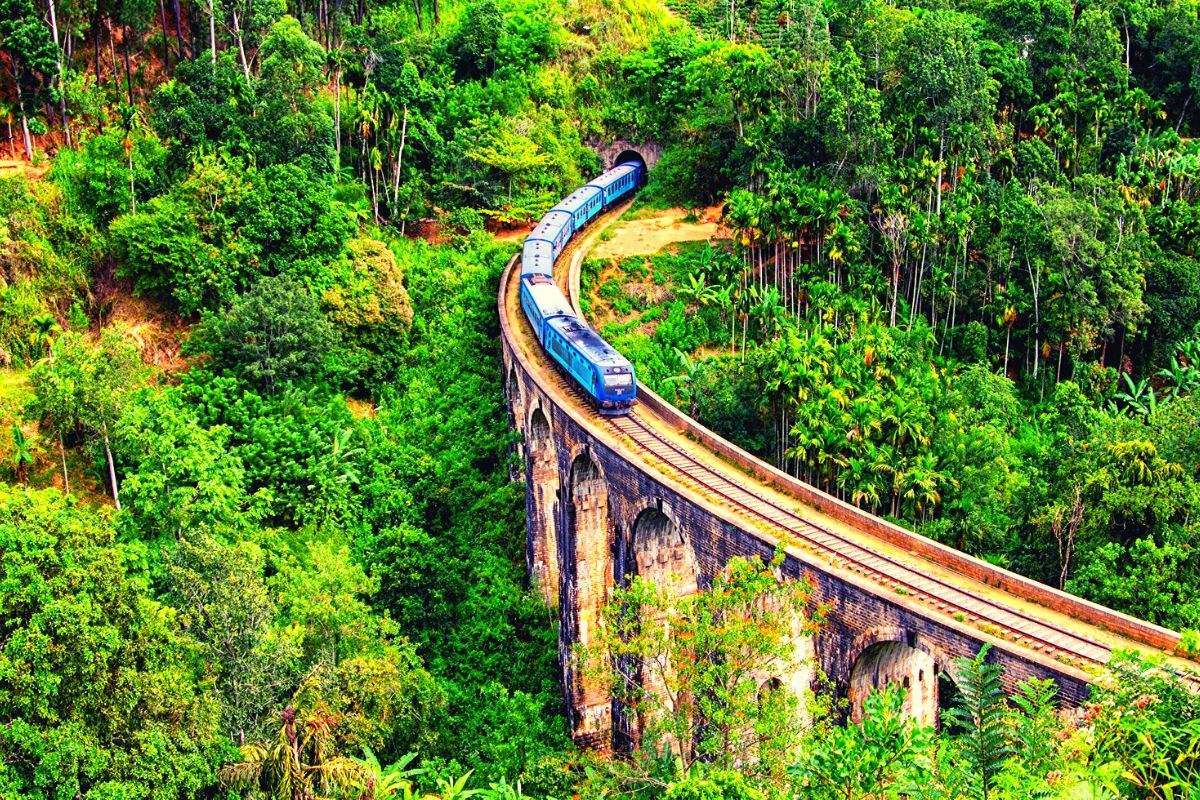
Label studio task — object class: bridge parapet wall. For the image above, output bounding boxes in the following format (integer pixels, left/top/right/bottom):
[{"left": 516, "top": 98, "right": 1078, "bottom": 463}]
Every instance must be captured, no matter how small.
[{"left": 634, "top": 387, "right": 1181, "bottom": 653}]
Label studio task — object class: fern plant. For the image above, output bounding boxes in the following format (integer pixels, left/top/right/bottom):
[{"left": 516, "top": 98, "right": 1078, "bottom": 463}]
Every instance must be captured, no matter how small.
[
  {"left": 1008, "top": 677, "right": 1059, "bottom": 776},
  {"left": 942, "top": 643, "right": 1012, "bottom": 800}
]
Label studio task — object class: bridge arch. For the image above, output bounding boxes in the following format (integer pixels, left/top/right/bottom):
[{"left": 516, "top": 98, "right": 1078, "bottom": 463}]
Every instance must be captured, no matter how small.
[
  {"left": 563, "top": 448, "right": 615, "bottom": 745},
  {"left": 847, "top": 627, "right": 947, "bottom": 727},
  {"left": 629, "top": 505, "right": 698, "bottom": 593},
  {"left": 526, "top": 405, "right": 559, "bottom": 604}
]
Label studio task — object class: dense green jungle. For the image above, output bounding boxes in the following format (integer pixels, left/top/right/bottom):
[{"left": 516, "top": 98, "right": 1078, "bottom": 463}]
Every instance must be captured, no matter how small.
[{"left": 1, "top": 0, "right": 1200, "bottom": 793}]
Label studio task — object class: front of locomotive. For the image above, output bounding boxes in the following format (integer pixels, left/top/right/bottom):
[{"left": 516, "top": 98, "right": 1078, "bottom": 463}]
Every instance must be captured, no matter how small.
[{"left": 595, "top": 363, "right": 638, "bottom": 413}]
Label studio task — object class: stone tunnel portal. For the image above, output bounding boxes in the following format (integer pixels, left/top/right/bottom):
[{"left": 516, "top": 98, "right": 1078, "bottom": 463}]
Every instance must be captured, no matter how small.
[{"left": 615, "top": 150, "right": 650, "bottom": 184}]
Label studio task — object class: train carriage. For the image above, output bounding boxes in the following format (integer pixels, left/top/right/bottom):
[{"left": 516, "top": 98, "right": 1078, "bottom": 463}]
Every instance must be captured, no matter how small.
[
  {"left": 517, "top": 161, "right": 644, "bottom": 414},
  {"left": 521, "top": 239, "right": 556, "bottom": 279},
  {"left": 552, "top": 186, "right": 604, "bottom": 229},
  {"left": 527, "top": 210, "right": 575, "bottom": 262},
  {"left": 586, "top": 163, "right": 641, "bottom": 208},
  {"left": 519, "top": 274, "right": 575, "bottom": 343}
]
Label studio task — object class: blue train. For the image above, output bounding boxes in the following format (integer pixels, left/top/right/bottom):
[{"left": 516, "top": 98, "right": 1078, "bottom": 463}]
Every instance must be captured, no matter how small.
[{"left": 518, "top": 161, "right": 643, "bottom": 414}]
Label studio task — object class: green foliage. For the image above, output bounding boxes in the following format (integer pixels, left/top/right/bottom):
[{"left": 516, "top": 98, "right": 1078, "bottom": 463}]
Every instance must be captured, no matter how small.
[
  {"left": 27, "top": 328, "right": 146, "bottom": 505},
  {"left": 588, "top": 553, "right": 816, "bottom": 784},
  {"left": 1086, "top": 651, "right": 1200, "bottom": 797},
  {"left": 111, "top": 154, "right": 355, "bottom": 314},
  {"left": 0, "top": 486, "right": 226, "bottom": 798},
  {"left": 0, "top": 178, "right": 96, "bottom": 366},
  {"left": 4, "top": 0, "right": 1200, "bottom": 794},
  {"left": 943, "top": 644, "right": 1013, "bottom": 799},
  {"left": 791, "top": 687, "right": 933, "bottom": 799},
  {"left": 189, "top": 274, "right": 341, "bottom": 395},
  {"left": 664, "top": 768, "right": 767, "bottom": 800}
]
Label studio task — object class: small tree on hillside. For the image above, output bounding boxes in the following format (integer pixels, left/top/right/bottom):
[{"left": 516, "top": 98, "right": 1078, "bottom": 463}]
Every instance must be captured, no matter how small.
[
  {"left": 28, "top": 328, "right": 145, "bottom": 506},
  {"left": 190, "top": 274, "right": 340, "bottom": 394}
]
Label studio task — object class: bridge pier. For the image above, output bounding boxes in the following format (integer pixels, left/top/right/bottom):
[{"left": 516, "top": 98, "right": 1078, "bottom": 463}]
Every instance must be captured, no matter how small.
[{"left": 526, "top": 405, "right": 559, "bottom": 605}]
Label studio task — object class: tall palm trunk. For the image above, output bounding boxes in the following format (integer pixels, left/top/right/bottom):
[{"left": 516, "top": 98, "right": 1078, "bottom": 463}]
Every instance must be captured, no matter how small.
[
  {"left": 47, "top": 0, "right": 71, "bottom": 146},
  {"left": 58, "top": 430, "right": 70, "bottom": 493},
  {"left": 231, "top": 9, "right": 251, "bottom": 85},
  {"left": 392, "top": 105, "right": 408, "bottom": 205},
  {"left": 207, "top": 0, "right": 217, "bottom": 63},
  {"left": 15, "top": 87, "right": 33, "bottom": 159},
  {"left": 103, "top": 423, "right": 120, "bottom": 510}
]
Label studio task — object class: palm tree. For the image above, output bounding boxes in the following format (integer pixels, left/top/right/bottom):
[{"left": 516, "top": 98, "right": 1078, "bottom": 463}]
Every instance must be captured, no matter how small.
[
  {"left": 1156, "top": 345, "right": 1200, "bottom": 399},
  {"left": 663, "top": 347, "right": 705, "bottom": 416},
  {"left": 28, "top": 312, "right": 61, "bottom": 362},
  {"left": 221, "top": 705, "right": 367, "bottom": 800},
  {"left": 431, "top": 772, "right": 481, "bottom": 800},
  {"left": 1112, "top": 373, "right": 1157, "bottom": 417},
  {"left": 677, "top": 271, "right": 717, "bottom": 310}
]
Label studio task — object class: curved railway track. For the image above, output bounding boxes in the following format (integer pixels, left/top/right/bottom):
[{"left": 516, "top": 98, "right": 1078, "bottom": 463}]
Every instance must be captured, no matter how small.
[
  {"left": 505, "top": 201, "right": 1197, "bottom": 686},
  {"left": 539, "top": 345, "right": 1110, "bottom": 672}
]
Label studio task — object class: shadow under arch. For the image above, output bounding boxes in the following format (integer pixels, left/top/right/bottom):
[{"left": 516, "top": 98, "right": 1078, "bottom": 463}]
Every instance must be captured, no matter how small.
[
  {"left": 506, "top": 364, "right": 526, "bottom": 466},
  {"left": 629, "top": 506, "right": 698, "bottom": 592}
]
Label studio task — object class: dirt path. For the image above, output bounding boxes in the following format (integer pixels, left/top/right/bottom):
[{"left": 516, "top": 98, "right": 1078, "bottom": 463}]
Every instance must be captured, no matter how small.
[{"left": 589, "top": 206, "right": 729, "bottom": 259}]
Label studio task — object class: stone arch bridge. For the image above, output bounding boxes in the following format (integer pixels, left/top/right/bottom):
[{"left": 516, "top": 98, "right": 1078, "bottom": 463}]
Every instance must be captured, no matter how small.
[{"left": 499, "top": 201, "right": 1189, "bottom": 750}]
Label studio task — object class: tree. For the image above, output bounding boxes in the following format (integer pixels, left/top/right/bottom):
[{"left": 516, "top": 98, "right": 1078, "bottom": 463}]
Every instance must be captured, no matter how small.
[
  {"left": 586, "top": 553, "right": 819, "bottom": 783},
  {"left": 220, "top": 702, "right": 367, "bottom": 800},
  {"left": 943, "top": 644, "right": 1012, "bottom": 800},
  {"left": 451, "top": 0, "right": 504, "bottom": 79},
  {"left": 27, "top": 328, "right": 146, "bottom": 506},
  {"left": 0, "top": 486, "right": 224, "bottom": 797},
  {"left": 791, "top": 687, "right": 933, "bottom": 800},
  {"left": 116, "top": 385, "right": 257, "bottom": 545},
  {"left": 190, "top": 274, "right": 341, "bottom": 395},
  {"left": 9, "top": 422, "right": 33, "bottom": 483},
  {"left": 0, "top": 0, "right": 57, "bottom": 158},
  {"left": 169, "top": 534, "right": 300, "bottom": 745}
]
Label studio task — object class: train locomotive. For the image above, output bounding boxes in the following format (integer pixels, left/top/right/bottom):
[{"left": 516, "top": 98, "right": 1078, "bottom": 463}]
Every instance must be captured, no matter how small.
[{"left": 518, "top": 161, "right": 643, "bottom": 414}]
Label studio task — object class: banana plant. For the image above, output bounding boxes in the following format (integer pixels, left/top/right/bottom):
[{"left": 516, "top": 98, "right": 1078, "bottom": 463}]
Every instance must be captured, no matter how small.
[
  {"left": 1113, "top": 373, "right": 1157, "bottom": 417},
  {"left": 10, "top": 423, "right": 33, "bottom": 484}
]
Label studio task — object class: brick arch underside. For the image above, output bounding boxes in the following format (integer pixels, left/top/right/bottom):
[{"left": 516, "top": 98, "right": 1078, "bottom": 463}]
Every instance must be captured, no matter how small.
[
  {"left": 629, "top": 507, "right": 698, "bottom": 591},
  {"left": 611, "top": 508, "right": 700, "bottom": 752},
  {"left": 847, "top": 628, "right": 949, "bottom": 727}
]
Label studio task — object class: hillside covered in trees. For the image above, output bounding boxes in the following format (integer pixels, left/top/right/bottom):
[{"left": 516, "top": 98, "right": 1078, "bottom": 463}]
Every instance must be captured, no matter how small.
[{"left": 1, "top": 0, "right": 1200, "bottom": 795}]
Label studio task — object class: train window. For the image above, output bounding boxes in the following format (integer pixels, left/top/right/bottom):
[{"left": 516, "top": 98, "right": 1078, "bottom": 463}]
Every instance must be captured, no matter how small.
[{"left": 604, "top": 373, "right": 633, "bottom": 388}]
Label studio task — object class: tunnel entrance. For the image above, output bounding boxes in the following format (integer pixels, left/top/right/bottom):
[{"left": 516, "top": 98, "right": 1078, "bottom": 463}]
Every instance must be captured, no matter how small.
[
  {"left": 615, "top": 150, "right": 649, "bottom": 184},
  {"left": 848, "top": 639, "right": 938, "bottom": 727},
  {"left": 526, "top": 407, "right": 559, "bottom": 604}
]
